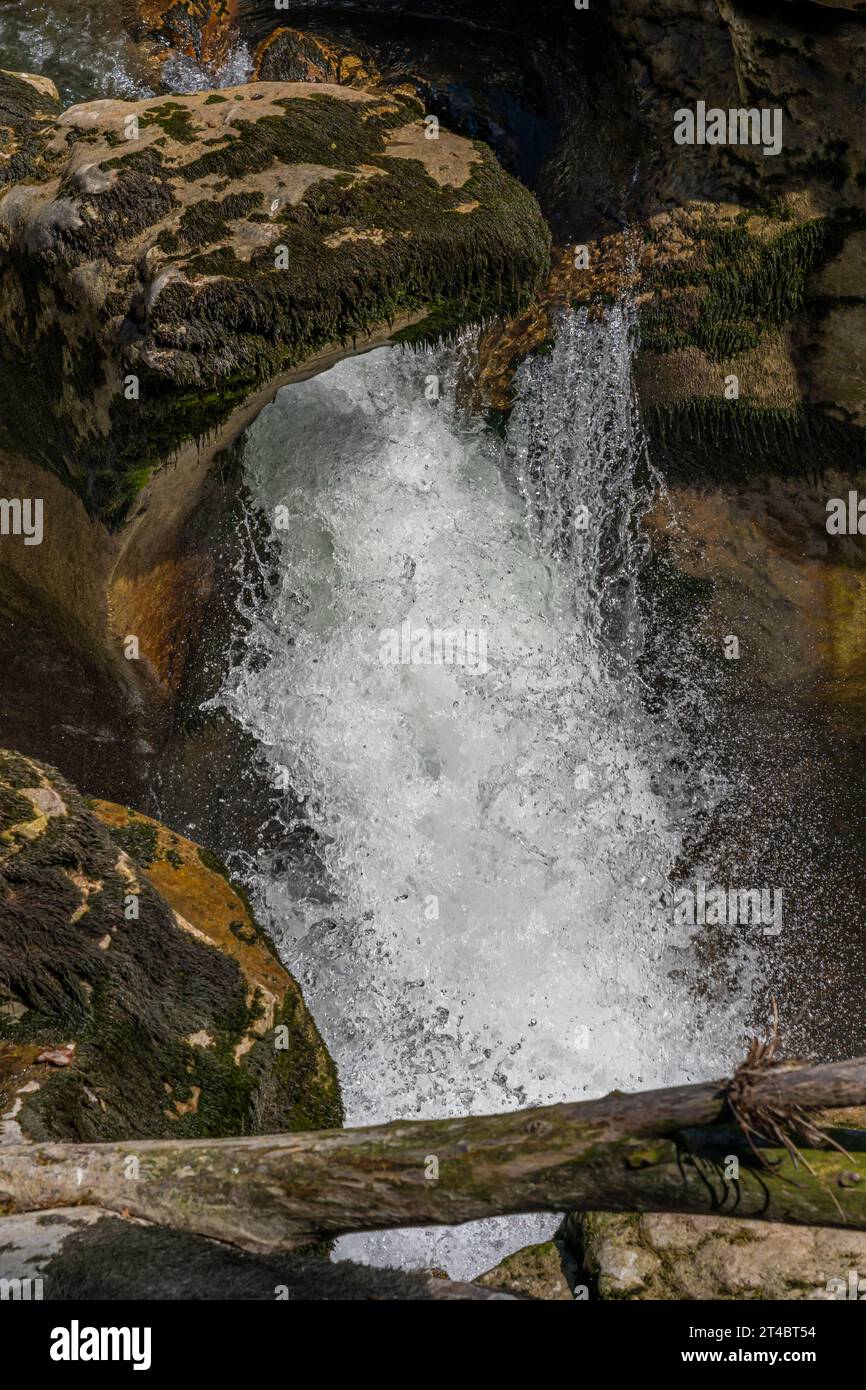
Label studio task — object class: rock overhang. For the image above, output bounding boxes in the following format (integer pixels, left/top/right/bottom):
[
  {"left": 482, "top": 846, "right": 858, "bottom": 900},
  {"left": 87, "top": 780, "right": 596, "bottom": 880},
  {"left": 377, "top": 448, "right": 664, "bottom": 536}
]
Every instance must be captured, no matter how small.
[{"left": 0, "top": 75, "right": 550, "bottom": 526}]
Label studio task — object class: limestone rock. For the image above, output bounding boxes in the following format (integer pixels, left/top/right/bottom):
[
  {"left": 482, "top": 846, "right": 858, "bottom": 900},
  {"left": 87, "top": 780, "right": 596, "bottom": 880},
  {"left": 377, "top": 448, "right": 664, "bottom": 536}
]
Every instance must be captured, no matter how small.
[
  {"left": 475, "top": 1239, "right": 574, "bottom": 1300},
  {"left": 0, "top": 69, "right": 61, "bottom": 185},
  {"left": 644, "top": 472, "right": 866, "bottom": 715},
  {"left": 0, "top": 747, "right": 341, "bottom": 1143},
  {"left": 610, "top": 0, "right": 866, "bottom": 212},
  {"left": 568, "top": 1210, "right": 866, "bottom": 1300},
  {"left": 477, "top": 1, "right": 866, "bottom": 461},
  {"left": 603, "top": 1, "right": 866, "bottom": 462},
  {"left": 0, "top": 78, "right": 549, "bottom": 526}
]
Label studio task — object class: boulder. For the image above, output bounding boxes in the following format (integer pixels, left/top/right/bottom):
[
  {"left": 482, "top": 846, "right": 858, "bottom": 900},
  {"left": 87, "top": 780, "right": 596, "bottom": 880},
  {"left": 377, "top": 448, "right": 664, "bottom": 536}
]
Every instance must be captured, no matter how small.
[
  {"left": 568, "top": 1210, "right": 866, "bottom": 1301},
  {"left": 0, "top": 748, "right": 341, "bottom": 1143},
  {"left": 252, "top": 27, "right": 376, "bottom": 89},
  {"left": 0, "top": 68, "right": 547, "bottom": 802},
  {"left": 0, "top": 77, "right": 549, "bottom": 527}
]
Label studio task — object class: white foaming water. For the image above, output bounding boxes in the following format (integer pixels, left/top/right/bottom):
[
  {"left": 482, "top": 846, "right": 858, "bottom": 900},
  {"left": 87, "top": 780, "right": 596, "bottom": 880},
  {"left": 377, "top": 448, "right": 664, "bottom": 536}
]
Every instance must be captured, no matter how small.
[
  {"left": 0, "top": 2, "right": 154, "bottom": 105},
  {"left": 218, "top": 306, "right": 745, "bottom": 1279},
  {"left": 0, "top": 2, "right": 252, "bottom": 106},
  {"left": 160, "top": 42, "right": 253, "bottom": 96}
]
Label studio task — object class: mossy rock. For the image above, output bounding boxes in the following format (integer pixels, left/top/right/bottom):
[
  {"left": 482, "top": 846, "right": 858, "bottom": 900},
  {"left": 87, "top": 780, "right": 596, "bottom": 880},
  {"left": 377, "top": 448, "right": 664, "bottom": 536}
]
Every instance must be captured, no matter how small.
[
  {"left": 0, "top": 69, "right": 61, "bottom": 185},
  {"left": 475, "top": 1239, "right": 574, "bottom": 1300},
  {"left": 0, "top": 748, "right": 341, "bottom": 1144},
  {"left": 252, "top": 27, "right": 376, "bottom": 89},
  {"left": 565, "top": 1209, "right": 866, "bottom": 1301},
  {"left": 631, "top": 203, "right": 866, "bottom": 481},
  {"left": 638, "top": 204, "right": 865, "bottom": 369},
  {"left": 135, "top": 0, "right": 241, "bottom": 71},
  {"left": 603, "top": 0, "right": 866, "bottom": 475},
  {"left": 0, "top": 80, "right": 549, "bottom": 527}
]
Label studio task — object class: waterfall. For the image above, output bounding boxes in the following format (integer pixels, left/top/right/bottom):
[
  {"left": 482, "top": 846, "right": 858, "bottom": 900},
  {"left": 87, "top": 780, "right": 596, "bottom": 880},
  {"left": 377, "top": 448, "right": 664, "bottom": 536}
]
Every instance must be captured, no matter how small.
[{"left": 217, "top": 305, "right": 748, "bottom": 1279}]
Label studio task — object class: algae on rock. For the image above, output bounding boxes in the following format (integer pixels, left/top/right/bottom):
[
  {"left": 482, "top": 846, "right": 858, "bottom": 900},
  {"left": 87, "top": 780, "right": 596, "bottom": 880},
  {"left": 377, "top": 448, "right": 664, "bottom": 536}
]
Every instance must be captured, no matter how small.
[
  {"left": 0, "top": 79, "right": 550, "bottom": 527},
  {"left": 0, "top": 748, "right": 341, "bottom": 1145}
]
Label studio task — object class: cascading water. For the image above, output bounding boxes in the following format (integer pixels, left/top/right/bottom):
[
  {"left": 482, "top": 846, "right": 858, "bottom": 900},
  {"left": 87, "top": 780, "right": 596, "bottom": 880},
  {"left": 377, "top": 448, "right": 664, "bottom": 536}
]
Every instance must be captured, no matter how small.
[
  {"left": 216, "top": 304, "right": 750, "bottom": 1278},
  {"left": 159, "top": 40, "right": 253, "bottom": 96},
  {"left": 0, "top": 1, "right": 252, "bottom": 106}
]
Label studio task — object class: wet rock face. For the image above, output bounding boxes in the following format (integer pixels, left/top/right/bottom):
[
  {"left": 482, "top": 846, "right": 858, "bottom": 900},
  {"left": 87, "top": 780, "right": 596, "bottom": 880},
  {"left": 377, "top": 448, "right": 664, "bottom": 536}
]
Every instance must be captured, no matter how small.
[
  {"left": 252, "top": 27, "right": 376, "bottom": 87},
  {"left": 611, "top": 0, "right": 866, "bottom": 211},
  {"left": 0, "top": 69, "right": 61, "bottom": 183},
  {"left": 0, "top": 77, "right": 549, "bottom": 526},
  {"left": 0, "top": 748, "right": 341, "bottom": 1144},
  {"left": 585, "top": 1, "right": 866, "bottom": 722},
  {"left": 135, "top": 0, "right": 241, "bottom": 71},
  {"left": 594, "top": 1, "right": 866, "bottom": 476},
  {"left": 469, "top": 1, "right": 865, "bottom": 456}
]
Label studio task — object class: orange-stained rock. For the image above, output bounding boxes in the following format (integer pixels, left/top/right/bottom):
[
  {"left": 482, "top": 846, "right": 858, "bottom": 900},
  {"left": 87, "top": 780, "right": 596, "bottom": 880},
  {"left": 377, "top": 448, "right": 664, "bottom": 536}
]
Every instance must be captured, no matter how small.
[
  {"left": 137, "top": 0, "right": 241, "bottom": 70},
  {"left": 90, "top": 799, "right": 297, "bottom": 1032},
  {"left": 253, "top": 27, "right": 376, "bottom": 89},
  {"left": 474, "top": 233, "right": 643, "bottom": 411},
  {"left": 0, "top": 749, "right": 342, "bottom": 1144}
]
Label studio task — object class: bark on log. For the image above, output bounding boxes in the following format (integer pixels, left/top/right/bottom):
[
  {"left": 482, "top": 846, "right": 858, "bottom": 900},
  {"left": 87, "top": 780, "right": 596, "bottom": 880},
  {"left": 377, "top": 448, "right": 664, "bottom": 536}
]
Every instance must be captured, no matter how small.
[{"left": 1, "top": 1058, "right": 865, "bottom": 1252}]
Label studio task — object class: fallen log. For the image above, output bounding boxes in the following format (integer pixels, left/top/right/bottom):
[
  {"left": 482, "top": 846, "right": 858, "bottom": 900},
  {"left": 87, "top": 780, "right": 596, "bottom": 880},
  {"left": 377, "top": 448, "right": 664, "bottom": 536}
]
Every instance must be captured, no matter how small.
[{"left": 1, "top": 1057, "right": 865, "bottom": 1252}]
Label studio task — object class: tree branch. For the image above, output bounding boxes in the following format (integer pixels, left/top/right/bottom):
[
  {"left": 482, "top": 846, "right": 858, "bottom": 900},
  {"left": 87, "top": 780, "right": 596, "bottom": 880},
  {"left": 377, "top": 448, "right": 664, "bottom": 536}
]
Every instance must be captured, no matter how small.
[{"left": 1, "top": 1057, "right": 865, "bottom": 1252}]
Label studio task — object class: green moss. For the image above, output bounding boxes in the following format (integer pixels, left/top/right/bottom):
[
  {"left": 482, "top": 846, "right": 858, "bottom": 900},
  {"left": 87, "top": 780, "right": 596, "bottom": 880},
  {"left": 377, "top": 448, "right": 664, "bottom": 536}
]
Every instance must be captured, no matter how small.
[
  {"left": 178, "top": 92, "right": 410, "bottom": 183},
  {"left": 0, "top": 749, "right": 45, "bottom": 790},
  {"left": 196, "top": 844, "right": 231, "bottom": 880},
  {"left": 106, "top": 818, "right": 159, "bottom": 868},
  {"left": 0, "top": 70, "right": 54, "bottom": 123},
  {"left": 108, "top": 379, "right": 255, "bottom": 522},
  {"left": 141, "top": 101, "right": 199, "bottom": 145},
  {"left": 150, "top": 149, "right": 548, "bottom": 385},
  {"left": 0, "top": 70, "right": 61, "bottom": 186},
  {"left": 0, "top": 752, "right": 343, "bottom": 1144},
  {"left": 641, "top": 212, "right": 865, "bottom": 360},
  {"left": 0, "top": 90, "right": 548, "bottom": 527},
  {"left": 644, "top": 396, "right": 866, "bottom": 485},
  {"left": 155, "top": 229, "right": 181, "bottom": 254},
  {"left": 170, "top": 191, "right": 265, "bottom": 250},
  {"left": 0, "top": 783, "right": 38, "bottom": 834},
  {"left": 256, "top": 992, "right": 343, "bottom": 1133},
  {"left": 60, "top": 146, "right": 178, "bottom": 259}
]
